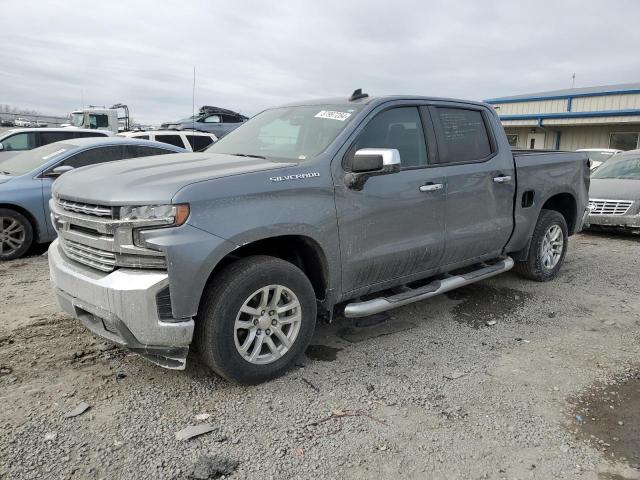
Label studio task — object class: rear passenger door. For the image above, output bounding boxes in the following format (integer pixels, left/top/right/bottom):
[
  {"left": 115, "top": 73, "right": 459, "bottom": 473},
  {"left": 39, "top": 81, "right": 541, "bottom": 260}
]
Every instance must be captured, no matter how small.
[{"left": 427, "top": 104, "right": 515, "bottom": 266}]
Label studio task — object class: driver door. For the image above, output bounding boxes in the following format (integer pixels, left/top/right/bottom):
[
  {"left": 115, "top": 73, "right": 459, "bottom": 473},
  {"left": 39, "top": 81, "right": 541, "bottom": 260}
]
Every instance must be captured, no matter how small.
[{"left": 334, "top": 105, "right": 445, "bottom": 295}]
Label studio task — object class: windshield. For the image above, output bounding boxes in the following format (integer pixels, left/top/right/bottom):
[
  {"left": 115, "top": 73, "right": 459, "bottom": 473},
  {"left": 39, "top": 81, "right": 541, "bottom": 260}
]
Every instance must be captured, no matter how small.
[
  {"left": 592, "top": 154, "right": 640, "bottom": 180},
  {"left": 0, "top": 143, "right": 73, "bottom": 175},
  {"left": 206, "top": 104, "right": 361, "bottom": 161},
  {"left": 70, "top": 112, "right": 84, "bottom": 127}
]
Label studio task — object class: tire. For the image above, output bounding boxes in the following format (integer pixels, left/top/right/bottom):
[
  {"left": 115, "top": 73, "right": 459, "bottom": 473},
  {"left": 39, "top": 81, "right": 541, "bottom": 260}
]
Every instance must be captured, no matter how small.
[
  {"left": 195, "top": 255, "right": 317, "bottom": 384},
  {"left": 0, "top": 208, "right": 33, "bottom": 261},
  {"left": 514, "top": 209, "right": 568, "bottom": 282}
]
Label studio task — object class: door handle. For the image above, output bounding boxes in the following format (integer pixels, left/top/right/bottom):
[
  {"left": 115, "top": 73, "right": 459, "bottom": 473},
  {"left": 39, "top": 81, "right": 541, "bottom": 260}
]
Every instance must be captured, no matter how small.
[
  {"left": 419, "top": 183, "right": 444, "bottom": 192},
  {"left": 493, "top": 175, "right": 512, "bottom": 183}
]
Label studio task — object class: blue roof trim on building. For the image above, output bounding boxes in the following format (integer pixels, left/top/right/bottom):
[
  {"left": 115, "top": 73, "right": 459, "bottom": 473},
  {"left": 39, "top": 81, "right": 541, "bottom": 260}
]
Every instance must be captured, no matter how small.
[
  {"left": 499, "top": 109, "right": 640, "bottom": 121},
  {"left": 486, "top": 88, "right": 640, "bottom": 104}
]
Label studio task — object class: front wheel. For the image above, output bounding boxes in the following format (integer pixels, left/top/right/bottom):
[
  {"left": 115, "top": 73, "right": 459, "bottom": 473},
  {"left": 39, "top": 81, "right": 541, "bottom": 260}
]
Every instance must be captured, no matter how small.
[
  {"left": 195, "top": 255, "right": 317, "bottom": 384},
  {"left": 514, "top": 209, "right": 568, "bottom": 282},
  {"left": 0, "top": 209, "right": 33, "bottom": 261}
]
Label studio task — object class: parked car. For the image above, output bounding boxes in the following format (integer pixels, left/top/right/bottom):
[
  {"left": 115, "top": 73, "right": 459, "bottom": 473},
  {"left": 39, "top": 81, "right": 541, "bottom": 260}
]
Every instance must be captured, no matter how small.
[
  {"left": 48, "top": 91, "right": 589, "bottom": 383},
  {"left": 161, "top": 106, "right": 247, "bottom": 138},
  {"left": 1, "top": 119, "right": 15, "bottom": 127},
  {"left": 14, "top": 118, "right": 32, "bottom": 127},
  {"left": 0, "top": 137, "right": 185, "bottom": 260},
  {"left": 0, "top": 128, "right": 112, "bottom": 162},
  {"left": 576, "top": 148, "right": 621, "bottom": 170},
  {"left": 34, "top": 120, "right": 48, "bottom": 128},
  {"left": 119, "top": 129, "right": 217, "bottom": 152},
  {"left": 586, "top": 149, "right": 640, "bottom": 232}
]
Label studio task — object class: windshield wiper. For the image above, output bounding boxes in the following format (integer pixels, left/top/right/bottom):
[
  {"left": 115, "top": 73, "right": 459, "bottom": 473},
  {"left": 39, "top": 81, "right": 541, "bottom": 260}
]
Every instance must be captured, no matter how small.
[
  {"left": 0, "top": 171, "right": 12, "bottom": 175},
  {"left": 230, "top": 153, "right": 266, "bottom": 160}
]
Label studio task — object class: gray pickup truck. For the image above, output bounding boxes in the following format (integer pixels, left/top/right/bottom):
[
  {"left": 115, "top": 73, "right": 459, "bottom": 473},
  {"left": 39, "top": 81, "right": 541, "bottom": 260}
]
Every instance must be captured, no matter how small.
[{"left": 48, "top": 90, "right": 590, "bottom": 384}]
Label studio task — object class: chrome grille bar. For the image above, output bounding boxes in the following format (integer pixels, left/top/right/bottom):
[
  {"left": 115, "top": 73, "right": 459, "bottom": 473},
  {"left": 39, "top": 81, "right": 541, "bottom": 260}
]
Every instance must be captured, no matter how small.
[
  {"left": 57, "top": 198, "right": 114, "bottom": 218},
  {"left": 588, "top": 199, "right": 633, "bottom": 216},
  {"left": 60, "top": 239, "right": 116, "bottom": 272}
]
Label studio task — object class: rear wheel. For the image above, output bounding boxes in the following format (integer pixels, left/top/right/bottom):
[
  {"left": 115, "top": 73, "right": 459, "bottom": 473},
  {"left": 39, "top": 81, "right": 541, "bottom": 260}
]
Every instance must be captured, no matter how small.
[
  {"left": 0, "top": 209, "right": 33, "bottom": 261},
  {"left": 514, "top": 209, "right": 568, "bottom": 282},
  {"left": 195, "top": 255, "right": 317, "bottom": 384}
]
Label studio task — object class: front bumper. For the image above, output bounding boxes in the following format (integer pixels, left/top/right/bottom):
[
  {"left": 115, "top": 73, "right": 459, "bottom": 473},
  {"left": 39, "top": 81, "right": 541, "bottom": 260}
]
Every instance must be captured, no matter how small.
[
  {"left": 49, "top": 239, "right": 194, "bottom": 369},
  {"left": 586, "top": 213, "right": 640, "bottom": 230}
]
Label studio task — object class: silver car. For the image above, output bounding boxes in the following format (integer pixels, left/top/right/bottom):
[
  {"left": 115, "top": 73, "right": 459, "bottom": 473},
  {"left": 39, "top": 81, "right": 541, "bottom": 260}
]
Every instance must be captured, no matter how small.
[{"left": 587, "top": 149, "right": 640, "bottom": 231}]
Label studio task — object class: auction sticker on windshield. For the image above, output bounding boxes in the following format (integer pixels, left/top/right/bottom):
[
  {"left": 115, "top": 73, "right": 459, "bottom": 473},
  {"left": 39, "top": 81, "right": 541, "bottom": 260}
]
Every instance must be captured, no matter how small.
[
  {"left": 315, "top": 110, "right": 352, "bottom": 121},
  {"left": 42, "top": 149, "right": 67, "bottom": 160}
]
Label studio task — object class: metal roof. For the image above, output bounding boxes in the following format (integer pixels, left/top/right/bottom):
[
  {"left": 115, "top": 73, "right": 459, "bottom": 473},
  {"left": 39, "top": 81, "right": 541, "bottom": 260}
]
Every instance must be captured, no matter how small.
[{"left": 485, "top": 83, "right": 640, "bottom": 104}]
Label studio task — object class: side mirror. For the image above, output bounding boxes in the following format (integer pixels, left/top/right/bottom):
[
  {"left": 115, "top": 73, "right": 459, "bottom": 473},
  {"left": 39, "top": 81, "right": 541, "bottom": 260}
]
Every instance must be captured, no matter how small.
[
  {"left": 346, "top": 148, "right": 401, "bottom": 190},
  {"left": 0, "top": 143, "right": 4, "bottom": 151},
  {"left": 46, "top": 165, "right": 74, "bottom": 177}
]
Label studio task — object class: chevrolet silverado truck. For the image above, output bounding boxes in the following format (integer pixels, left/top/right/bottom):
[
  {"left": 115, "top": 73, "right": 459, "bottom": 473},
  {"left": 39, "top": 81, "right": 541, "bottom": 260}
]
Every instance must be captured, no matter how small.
[{"left": 48, "top": 90, "right": 590, "bottom": 384}]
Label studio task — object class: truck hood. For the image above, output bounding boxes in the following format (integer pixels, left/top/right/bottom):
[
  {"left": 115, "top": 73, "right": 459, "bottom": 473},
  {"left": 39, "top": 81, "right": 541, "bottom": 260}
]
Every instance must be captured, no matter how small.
[
  {"left": 53, "top": 152, "right": 295, "bottom": 205},
  {"left": 589, "top": 178, "right": 640, "bottom": 201}
]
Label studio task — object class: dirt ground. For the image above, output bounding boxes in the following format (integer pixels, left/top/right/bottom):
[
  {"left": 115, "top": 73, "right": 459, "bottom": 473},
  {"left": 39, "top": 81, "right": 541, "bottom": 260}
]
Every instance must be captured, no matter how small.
[{"left": 1, "top": 232, "right": 639, "bottom": 480}]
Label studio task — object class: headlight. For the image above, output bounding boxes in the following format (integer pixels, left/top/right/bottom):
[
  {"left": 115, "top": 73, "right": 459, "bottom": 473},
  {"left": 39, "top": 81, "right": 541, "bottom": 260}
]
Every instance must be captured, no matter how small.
[{"left": 120, "top": 204, "right": 190, "bottom": 226}]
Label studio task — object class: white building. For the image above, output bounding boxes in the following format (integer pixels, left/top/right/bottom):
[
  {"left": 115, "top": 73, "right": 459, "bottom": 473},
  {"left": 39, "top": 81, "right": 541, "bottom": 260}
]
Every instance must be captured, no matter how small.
[{"left": 485, "top": 83, "right": 640, "bottom": 151}]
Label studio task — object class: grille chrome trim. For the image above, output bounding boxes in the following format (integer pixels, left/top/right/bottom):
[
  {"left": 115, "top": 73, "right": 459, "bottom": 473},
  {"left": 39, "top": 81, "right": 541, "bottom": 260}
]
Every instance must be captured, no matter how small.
[
  {"left": 60, "top": 239, "right": 116, "bottom": 272},
  {"left": 588, "top": 199, "right": 633, "bottom": 216},
  {"left": 57, "top": 198, "right": 114, "bottom": 218}
]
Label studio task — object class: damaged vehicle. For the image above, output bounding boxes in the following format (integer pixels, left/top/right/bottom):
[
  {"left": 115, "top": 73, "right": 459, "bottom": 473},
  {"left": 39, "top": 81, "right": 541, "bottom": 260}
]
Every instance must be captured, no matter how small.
[
  {"left": 161, "top": 106, "right": 248, "bottom": 138},
  {"left": 48, "top": 90, "right": 589, "bottom": 384},
  {"left": 586, "top": 149, "right": 640, "bottom": 232}
]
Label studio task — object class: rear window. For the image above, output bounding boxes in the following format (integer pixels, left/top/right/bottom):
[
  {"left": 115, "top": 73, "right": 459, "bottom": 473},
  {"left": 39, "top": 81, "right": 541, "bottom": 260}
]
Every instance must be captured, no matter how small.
[
  {"left": 186, "top": 134, "right": 214, "bottom": 151},
  {"left": 432, "top": 107, "right": 492, "bottom": 164},
  {"left": 155, "top": 135, "right": 186, "bottom": 149}
]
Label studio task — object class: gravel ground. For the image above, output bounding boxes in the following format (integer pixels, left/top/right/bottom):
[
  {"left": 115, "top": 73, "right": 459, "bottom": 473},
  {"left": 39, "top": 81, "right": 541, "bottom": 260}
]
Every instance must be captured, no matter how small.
[{"left": 1, "top": 231, "right": 639, "bottom": 480}]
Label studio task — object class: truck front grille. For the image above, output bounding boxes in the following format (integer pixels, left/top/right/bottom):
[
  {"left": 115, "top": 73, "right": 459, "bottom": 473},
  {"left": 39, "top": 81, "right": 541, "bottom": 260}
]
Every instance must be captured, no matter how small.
[
  {"left": 51, "top": 198, "right": 167, "bottom": 273},
  {"left": 60, "top": 239, "right": 117, "bottom": 272},
  {"left": 57, "top": 198, "right": 114, "bottom": 218},
  {"left": 588, "top": 199, "right": 633, "bottom": 216}
]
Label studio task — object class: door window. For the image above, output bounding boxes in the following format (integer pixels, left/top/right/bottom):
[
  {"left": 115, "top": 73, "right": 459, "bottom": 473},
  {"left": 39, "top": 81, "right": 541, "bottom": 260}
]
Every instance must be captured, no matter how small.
[
  {"left": 609, "top": 132, "right": 639, "bottom": 151},
  {"left": 432, "top": 107, "right": 492, "bottom": 163},
  {"left": 75, "top": 131, "right": 108, "bottom": 139},
  {"left": 39, "top": 131, "right": 73, "bottom": 145},
  {"left": 2, "top": 132, "right": 37, "bottom": 151},
  {"left": 155, "top": 135, "right": 187, "bottom": 149},
  {"left": 124, "top": 145, "right": 175, "bottom": 158},
  {"left": 88, "top": 114, "right": 109, "bottom": 129},
  {"left": 59, "top": 146, "right": 125, "bottom": 169},
  {"left": 351, "top": 107, "right": 427, "bottom": 168},
  {"left": 186, "top": 134, "right": 214, "bottom": 151}
]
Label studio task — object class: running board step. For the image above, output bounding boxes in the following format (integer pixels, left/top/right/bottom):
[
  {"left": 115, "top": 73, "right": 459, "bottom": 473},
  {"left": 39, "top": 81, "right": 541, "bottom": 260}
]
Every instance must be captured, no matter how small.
[{"left": 343, "top": 257, "right": 514, "bottom": 318}]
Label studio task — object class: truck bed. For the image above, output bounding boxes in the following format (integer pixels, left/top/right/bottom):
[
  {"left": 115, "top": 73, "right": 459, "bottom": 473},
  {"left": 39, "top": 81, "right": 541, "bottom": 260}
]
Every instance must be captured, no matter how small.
[{"left": 505, "top": 150, "right": 590, "bottom": 256}]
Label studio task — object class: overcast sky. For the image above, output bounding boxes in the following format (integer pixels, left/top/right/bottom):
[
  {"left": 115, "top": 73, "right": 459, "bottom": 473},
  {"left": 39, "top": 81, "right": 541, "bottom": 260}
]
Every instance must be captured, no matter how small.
[{"left": 2, "top": 0, "right": 640, "bottom": 124}]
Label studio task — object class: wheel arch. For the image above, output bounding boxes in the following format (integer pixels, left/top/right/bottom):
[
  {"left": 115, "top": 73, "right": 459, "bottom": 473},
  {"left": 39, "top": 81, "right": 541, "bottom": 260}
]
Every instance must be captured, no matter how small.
[
  {"left": 0, "top": 203, "right": 42, "bottom": 242},
  {"left": 508, "top": 191, "right": 577, "bottom": 261},
  {"left": 540, "top": 192, "right": 577, "bottom": 234},
  {"left": 199, "top": 234, "right": 332, "bottom": 316}
]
